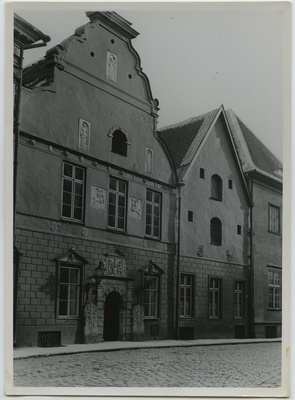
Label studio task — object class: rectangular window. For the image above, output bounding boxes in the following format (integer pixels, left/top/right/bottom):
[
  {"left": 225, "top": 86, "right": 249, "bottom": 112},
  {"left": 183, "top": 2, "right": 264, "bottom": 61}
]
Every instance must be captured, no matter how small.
[
  {"left": 200, "top": 168, "right": 205, "bottom": 179},
  {"left": 143, "top": 275, "right": 159, "bottom": 318},
  {"left": 188, "top": 210, "right": 193, "bottom": 222},
  {"left": 209, "top": 277, "right": 221, "bottom": 319},
  {"left": 268, "top": 270, "right": 281, "bottom": 309},
  {"left": 58, "top": 264, "right": 81, "bottom": 318},
  {"left": 108, "top": 177, "right": 127, "bottom": 230},
  {"left": 62, "top": 163, "right": 85, "bottom": 221},
  {"left": 180, "top": 274, "right": 194, "bottom": 317},
  {"left": 234, "top": 281, "right": 244, "bottom": 318},
  {"left": 146, "top": 189, "right": 161, "bottom": 238},
  {"left": 269, "top": 204, "right": 280, "bottom": 233},
  {"left": 237, "top": 225, "right": 242, "bottom": 235},
  {"left": 228, "top": 179, "right": 233, "bottom": 189}
]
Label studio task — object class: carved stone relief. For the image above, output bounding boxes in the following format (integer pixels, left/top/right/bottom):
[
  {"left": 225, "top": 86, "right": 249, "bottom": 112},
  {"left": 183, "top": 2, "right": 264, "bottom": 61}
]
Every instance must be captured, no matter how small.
[
  {"left": 129, "top": 197, "right": 142, "bottom": 219},
  {"left": 81, "top": 227, "right": 88, "bottom": 238},
  {"left": 78, "top": 119, "right": 90, "bottom": 153},
  {"left": 50, "top": 221, "right": 60, "bottom": 233},
  {"left": 106, "top": 52, "right": 117, "bottom": 83},
  {"left": 145, "top": 148, "right": 153, "bottom": 174},
  {"left": 132, "top": 304, "right": 145, "bottom": 341},
  {"left": 104, "top": 257, "right": 127, "bottom": 277},
  {"left": 84, "top": 302, "right": 99, "bottom": 343},
  {"left": 91, "top": 186, "right": 106, "bottom": 210}
]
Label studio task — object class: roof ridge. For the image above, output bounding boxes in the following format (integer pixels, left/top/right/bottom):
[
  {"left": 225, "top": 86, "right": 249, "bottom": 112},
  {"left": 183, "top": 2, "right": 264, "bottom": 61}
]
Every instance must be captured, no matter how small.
[
  {"left": 158, "top": 108, "right": 219, "bottom": 132},
  {"left": 180, "top": 108, "right": 219, "bottom": 167},
  {"left": 225, "top": 110, "right": 256, "bottom": 173},
  {"left": 235, "top": 114, "right": 282, "bottom": 167}
]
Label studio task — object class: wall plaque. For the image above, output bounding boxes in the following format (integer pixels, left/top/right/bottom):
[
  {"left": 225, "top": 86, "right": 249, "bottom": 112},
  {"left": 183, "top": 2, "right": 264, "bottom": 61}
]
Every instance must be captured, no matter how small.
[
  {"left": 106, "top": 52, "right": 117, "bottom": 83},
  {"left": 78, "top": 118, "right": 90, "bottom": 152},
  {"left": 91, "top": 186, "right": 106, "bottom": 210},
  {"left": 129, "top": 197, "right": 142, "bottom": 219}
]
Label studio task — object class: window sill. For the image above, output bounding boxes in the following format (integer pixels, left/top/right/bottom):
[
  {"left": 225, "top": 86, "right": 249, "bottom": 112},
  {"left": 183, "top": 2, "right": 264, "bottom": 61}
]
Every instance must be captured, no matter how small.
[
  {"left": 208, "top": 317, "right": 223, "bottom": 322},
  {"left": 210, "top": 197, "right": 222, "bottom": 202},
  {"left": 210, "top": 242, "right": 222, "bottom": 246},
  {"left": 180, "top": 316, "right": 194, "bottom": 320},
  {"left": 267, "top": 230, "right": 282, "bottom": 236},
  {"left": 107, "top": 227, "right": 127, "bottom": 235},
  {"left": 144, "top": 317, "right": 160, "bottom": 322},
  {"left": 144, "top": 235, "right": 162, "bottom": 242},
  {"left": 60, "top": 218, "right": 85, "bottom": 225},
  {"left": 267, "top": 308, "right": 282, "bottom": 311},
  {"left": 57, "top": 316, "right": 82, "bottom": 321}
]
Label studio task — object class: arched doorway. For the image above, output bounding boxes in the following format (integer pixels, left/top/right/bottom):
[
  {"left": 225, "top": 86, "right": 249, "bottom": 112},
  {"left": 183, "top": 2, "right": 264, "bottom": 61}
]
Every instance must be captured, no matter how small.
[{"left": 103, "top": 291, "right": 121, "bottom": 341}]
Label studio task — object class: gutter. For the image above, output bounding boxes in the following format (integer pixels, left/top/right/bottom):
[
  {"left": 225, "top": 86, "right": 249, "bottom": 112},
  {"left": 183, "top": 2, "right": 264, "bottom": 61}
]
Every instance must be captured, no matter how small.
[{"left": 175, "top": 179, "right": 185, "bottom": 339}]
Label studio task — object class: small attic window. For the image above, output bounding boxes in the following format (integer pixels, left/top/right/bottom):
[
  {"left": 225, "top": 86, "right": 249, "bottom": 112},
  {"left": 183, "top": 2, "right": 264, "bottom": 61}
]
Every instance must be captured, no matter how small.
[{"left": 111, "top": 130, "right": 128, "bottom": 157}]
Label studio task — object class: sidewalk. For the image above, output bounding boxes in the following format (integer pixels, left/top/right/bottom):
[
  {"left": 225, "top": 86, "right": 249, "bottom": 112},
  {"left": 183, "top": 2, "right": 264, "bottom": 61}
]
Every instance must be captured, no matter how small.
[{"left": 13, "top": 337, "right": 281, "bottom": 360}]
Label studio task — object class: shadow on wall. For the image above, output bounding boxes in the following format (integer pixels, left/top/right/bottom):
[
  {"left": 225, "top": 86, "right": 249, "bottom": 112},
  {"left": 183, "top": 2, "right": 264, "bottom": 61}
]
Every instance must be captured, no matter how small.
[{"left": 39, "top": 273, "right": 56, "bottom": 300}]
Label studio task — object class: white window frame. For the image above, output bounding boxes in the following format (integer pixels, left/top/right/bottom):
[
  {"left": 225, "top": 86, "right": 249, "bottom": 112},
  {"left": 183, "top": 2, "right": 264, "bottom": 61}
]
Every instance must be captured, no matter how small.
[
  {"left": 61, "top": 162, "right": 85, "bottom": 222},
  {"left": 209, "top": 277, "right": 222, "bottom": 319},
  {"left": 234, "top": 281, "right": 244, "bottom": 319},
  {"left": 108, "top": 177, "right": 127, "bottom": 231},
  {"left": 143, "top": 274, "right": 159, "bottom": 319},
  {"left": 58, "top": 263, "right": 82, "bottom": 319},
  {"left": 180, "top": 274, "right": 194, "bottom": 317},
  {"left": 145, "top": 189, "right": 162, "bottom": 239},
  {"left": 268, "top": 270, "right": 281, "bottom": 310},
  {"left": 268, "top": 204, "right": 280, "bottom": 234}
]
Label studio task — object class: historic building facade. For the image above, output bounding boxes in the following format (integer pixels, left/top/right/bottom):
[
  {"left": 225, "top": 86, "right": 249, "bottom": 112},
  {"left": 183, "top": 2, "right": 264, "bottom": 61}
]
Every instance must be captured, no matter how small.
[
  {"left": 13, "top": 12, "right": 282, "bottom": 347},
  {"left": 226, "top": 111, "right": 283, "bottom": 338},
  {"left": 160, "top": 107, "right": 252, "bottom": 339}
]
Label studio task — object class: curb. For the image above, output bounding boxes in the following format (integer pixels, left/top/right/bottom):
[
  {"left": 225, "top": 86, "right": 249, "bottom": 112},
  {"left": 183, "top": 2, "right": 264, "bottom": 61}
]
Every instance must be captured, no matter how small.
[{"left": 13, "top": 339, "right": 282, "bottom": 360}]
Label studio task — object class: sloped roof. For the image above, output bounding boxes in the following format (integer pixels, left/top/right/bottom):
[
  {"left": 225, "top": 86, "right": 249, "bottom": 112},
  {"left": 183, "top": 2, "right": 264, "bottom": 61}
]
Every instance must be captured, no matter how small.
[
  {"left": 22, "top": 58, "right": 47, "bottom": 88},
  {"left": 159, "top": 109, "right": 219, "bottom": 169},
  {"left": 226, "top": 110, "right": 283, "bottom": 181}
]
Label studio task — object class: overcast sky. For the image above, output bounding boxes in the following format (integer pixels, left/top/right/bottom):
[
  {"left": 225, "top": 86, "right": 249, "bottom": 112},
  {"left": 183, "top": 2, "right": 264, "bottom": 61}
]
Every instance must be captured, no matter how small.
[{"left": 16, "top": 3, "right": 287, "bottom": 161}]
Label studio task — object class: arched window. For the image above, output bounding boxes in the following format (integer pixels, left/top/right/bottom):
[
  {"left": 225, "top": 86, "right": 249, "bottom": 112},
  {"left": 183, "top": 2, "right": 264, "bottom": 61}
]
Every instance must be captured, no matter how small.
[
  {"left": 211, "top": 174, "right": 223, "bottom": 201},
  {"left": 111, "top": 130, "right": 128, "bottom": 157},
  {"left": 210, "top": 217, "right": 222, "bottom": 246}
]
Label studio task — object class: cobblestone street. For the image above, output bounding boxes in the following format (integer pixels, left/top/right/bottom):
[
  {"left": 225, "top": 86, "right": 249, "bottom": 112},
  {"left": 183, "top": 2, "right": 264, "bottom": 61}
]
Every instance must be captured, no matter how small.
[{"left": 14, "top": 342, "right": 281, "bottom": 388}]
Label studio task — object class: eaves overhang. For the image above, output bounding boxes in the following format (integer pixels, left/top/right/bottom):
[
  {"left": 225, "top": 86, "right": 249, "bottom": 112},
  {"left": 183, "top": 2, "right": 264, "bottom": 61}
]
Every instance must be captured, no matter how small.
[{"left": 14, "top": 14, "right": 51, "bottom": 47}]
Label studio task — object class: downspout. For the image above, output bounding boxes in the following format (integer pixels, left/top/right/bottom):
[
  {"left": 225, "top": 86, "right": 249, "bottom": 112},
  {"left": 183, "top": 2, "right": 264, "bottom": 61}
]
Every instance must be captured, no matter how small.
[
  {"left": 248, "top": 179, "right": 254, "bottom": 338},
  {"left": 175, "top": 179, "right": 185, "bottom": 339},
  {"left": 13, "top": 40, "right": 50, "bottom": 346}
]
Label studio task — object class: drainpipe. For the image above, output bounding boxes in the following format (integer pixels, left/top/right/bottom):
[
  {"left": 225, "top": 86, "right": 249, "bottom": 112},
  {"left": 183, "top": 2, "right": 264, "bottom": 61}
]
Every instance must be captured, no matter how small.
[
  {"left": 249, "top": 179, "right": 255, "bottom": 338},
  {"left": 13, "top": 39, "right": 50, "bottom": 345},
  {"left": 175, "top": 179, "right": 185, "bottom": 339}
]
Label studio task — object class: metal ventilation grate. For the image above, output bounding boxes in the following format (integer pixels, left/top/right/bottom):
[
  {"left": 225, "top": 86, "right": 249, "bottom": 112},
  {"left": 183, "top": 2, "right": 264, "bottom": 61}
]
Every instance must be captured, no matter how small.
[{"left": 38, "top": 331, "right": 61, "bottom": 347}]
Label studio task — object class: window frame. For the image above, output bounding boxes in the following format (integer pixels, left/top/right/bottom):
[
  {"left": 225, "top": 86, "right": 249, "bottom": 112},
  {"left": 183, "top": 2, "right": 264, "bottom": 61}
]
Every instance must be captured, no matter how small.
[
  {"left": 111, "top": 130, "right": 128, "bottom": 157},
  {"left": 145, "top": 189, "right": 162, "bottom": 239},
  {"left": 268, "top": 269, "right": 281, "bottom": 310},
  {"left": 61, "top": 162, "right": 85, "bottom": 222},
  {"left": 268, "top": 203, "right": 281, "bottom": 234},
  {"left": 143, "top": 273, "right": 161, "bottom": 319},
  {"left": 211, "top": 174, "right": 223, "bottom": 201},
  {"left": 107, "top": 177, "right": 128, "bottom": 231},
  {"left": 210, "top": 217, "right": 222, "bottom": 246},
  {"left": 209, "top": 277, "right": 222, "bottom": 319},
  {"left": 234, "top": 280, "right": 245, "bottom": 319},
  {"left": 180, "top": 273, "right": 194, "bottom": 318},
  {"left": 57, "top": 262, "right": 83, "bottom": 320}
]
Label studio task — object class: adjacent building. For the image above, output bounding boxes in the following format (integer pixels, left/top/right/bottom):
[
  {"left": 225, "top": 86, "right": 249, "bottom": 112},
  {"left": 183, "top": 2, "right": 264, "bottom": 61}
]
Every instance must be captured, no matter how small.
[{"left": 13, "top": 11, "right": 282, "bottom": 347}]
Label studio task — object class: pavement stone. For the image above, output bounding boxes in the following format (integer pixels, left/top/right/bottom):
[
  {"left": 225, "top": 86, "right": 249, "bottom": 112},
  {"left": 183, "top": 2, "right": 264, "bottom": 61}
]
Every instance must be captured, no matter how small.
[{"left": 13, "top": 342, "right": 281, "bottom": 388}]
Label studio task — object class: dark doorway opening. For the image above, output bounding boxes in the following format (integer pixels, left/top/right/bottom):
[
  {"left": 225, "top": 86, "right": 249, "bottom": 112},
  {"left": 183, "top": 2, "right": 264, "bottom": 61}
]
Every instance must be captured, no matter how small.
[{"left": 103, "top": 291, "right": 121, "bottom": 341}]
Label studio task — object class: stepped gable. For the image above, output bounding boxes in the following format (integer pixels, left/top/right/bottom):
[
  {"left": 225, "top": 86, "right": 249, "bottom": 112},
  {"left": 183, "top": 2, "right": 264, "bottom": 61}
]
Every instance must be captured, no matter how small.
[{"left": 159, "top": 109, "right": 218, "bottom": 169}]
